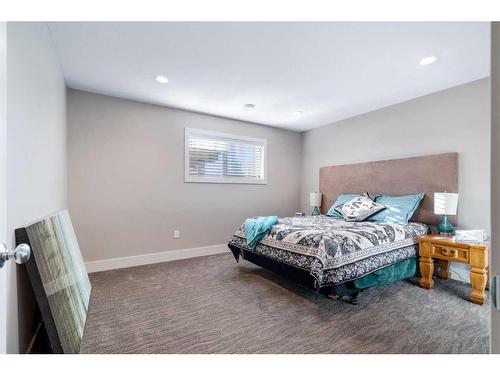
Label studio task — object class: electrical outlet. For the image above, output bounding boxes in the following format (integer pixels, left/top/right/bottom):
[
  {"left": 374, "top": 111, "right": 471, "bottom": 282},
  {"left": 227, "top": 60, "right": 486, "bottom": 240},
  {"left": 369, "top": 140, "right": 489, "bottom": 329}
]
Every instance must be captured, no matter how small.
[{"left": 174, "top": 230, "right": 180, "bottom": 239}]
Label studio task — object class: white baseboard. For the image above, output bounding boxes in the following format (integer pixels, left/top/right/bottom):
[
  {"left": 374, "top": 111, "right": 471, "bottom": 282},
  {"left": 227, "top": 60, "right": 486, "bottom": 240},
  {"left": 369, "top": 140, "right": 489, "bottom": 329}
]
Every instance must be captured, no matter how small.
[{"left": 85, "top": 244, "right": 230, "bottom": 273}]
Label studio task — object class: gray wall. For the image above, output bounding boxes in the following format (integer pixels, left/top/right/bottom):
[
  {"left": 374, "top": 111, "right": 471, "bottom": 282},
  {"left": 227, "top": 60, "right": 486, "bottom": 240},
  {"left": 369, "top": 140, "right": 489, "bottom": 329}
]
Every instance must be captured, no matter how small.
[
  {"left": 6, "top": 22, "right": 67, "bottom": 353},
  {"left": 491, "top": 22, "right": 500, "bottom": 354},
  {"left": 67, "top": 89, "right": 302, "bottom": 262},
  {"left": 301, "top": 79, "right": 490, "bottom": 281}
]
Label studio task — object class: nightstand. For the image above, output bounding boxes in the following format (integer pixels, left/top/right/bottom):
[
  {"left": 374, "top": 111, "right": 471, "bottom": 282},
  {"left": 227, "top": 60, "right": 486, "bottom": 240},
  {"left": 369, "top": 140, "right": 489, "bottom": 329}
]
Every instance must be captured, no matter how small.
[{"left": 417, "top": 234, "right": 489, "bottom": 305}]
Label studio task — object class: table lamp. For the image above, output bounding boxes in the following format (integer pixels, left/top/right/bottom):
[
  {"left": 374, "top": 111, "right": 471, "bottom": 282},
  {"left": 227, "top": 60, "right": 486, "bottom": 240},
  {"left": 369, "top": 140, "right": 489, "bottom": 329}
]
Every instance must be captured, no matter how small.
[
  {"left": 310, "top": 192, "right": 322, "bottom": 216},
  {"left": 434, "top": 192, "right": 459, "bottom": 234}
]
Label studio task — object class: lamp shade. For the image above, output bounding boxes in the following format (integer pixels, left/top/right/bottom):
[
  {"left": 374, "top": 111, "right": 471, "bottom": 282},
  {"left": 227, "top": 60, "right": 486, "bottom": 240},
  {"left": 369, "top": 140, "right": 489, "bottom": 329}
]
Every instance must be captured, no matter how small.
[
  {"left": 434, "top": 192, "right": 459, "bottom": 215},
  {"left": 310, "top": 192, "right": 322, "bottom": 207}
]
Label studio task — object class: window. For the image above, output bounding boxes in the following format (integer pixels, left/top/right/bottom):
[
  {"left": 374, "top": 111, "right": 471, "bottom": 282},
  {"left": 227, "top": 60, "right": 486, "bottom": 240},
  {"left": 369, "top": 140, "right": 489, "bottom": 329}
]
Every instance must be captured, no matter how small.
[{"left": 185, "top": 128, "right": 267, "bottom": 184}]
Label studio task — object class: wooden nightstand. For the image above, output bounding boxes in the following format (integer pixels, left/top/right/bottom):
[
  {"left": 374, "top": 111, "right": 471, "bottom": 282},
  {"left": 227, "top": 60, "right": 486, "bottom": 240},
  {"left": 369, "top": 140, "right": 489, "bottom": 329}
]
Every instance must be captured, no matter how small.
[{"left": 417, "top": 234, "right": 489, "bottom": 305}]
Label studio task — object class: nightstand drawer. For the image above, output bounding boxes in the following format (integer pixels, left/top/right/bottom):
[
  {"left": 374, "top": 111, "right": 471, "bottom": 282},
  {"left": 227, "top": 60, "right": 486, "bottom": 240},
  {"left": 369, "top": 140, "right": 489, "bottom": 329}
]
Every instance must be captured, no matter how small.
[{"left": 431, "top": 244, "right": 468, "bottom": 263}]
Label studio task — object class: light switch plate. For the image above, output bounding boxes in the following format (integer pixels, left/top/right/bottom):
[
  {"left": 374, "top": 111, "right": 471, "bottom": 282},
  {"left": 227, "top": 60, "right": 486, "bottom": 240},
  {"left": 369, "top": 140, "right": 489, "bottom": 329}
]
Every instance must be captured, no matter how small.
[{"left": 174, "top": 230, "right": 180, "bottom": 239}]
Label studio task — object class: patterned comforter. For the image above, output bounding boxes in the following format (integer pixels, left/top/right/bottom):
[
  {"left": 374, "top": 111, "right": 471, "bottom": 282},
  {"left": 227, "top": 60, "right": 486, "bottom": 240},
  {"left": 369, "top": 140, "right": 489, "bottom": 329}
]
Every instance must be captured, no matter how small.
[{"left": 228, "top": 216, "right": 429, "bottom": 286}]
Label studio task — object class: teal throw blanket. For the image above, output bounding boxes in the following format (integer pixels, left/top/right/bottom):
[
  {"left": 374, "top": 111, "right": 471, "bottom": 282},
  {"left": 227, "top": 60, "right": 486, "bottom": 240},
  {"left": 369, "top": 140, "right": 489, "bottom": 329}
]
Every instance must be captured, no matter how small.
[{"left": 244, "top": 216, "right": 278, "bottom": 250}]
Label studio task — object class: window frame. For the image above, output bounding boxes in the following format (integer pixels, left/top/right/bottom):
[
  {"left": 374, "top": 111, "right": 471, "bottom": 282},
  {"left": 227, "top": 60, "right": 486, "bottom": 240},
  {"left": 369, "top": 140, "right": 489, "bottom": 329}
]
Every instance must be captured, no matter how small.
[{"left": 184, "top": 127, "right": 267, "bottom": 185}]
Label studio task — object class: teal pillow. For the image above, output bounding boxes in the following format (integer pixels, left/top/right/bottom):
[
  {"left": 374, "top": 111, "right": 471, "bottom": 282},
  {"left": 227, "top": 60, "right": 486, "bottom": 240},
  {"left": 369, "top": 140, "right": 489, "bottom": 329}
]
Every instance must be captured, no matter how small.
[
  {"left": 325, "top": 194, "right": 362, "bottom": 219},
  {"left": 368, "top": 193, "right": 425, "bottom": 224}
]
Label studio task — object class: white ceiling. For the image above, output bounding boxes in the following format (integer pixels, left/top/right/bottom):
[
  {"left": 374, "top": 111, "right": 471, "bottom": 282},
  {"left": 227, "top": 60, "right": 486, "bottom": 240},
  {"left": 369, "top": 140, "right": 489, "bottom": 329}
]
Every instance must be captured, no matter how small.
[{"left": 48, "top": 22, "right": 490, "bottom": 132}]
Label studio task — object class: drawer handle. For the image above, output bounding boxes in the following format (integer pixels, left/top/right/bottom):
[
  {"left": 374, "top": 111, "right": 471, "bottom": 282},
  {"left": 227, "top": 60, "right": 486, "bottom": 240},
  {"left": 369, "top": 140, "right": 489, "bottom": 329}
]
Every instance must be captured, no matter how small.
[{"left": 440, "top": 248, "right": 456, "bottom": 256}]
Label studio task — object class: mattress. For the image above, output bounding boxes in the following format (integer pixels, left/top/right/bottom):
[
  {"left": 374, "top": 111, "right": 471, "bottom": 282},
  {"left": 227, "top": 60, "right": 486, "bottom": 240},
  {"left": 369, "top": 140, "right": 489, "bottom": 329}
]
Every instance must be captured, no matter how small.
[{"left": 228, "top": 216, "right": 429, "bottom": 287}]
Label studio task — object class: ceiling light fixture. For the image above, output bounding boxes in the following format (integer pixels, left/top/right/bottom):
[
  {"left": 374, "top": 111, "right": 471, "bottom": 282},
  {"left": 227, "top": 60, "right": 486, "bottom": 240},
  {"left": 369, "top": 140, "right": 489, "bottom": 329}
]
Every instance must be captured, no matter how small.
[
  {"left": 419, "top": 56, "right": 438, "bottom": 66},
  {"left": 156, "top": 75, "right": 169, "bottom": 84},
  {"left": 244, "top": 104, "right": 255, "bottom": 111}
]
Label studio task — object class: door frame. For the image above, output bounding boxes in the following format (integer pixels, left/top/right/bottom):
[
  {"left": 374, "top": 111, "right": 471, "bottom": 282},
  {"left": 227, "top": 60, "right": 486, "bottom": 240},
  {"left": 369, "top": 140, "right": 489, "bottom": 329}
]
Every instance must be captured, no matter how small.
[
  {"left": 492, "top": 21, "right": 500, "bottom": 354},
  {"left": 0, "top": 21, "right": 7, "bottom": 354}
]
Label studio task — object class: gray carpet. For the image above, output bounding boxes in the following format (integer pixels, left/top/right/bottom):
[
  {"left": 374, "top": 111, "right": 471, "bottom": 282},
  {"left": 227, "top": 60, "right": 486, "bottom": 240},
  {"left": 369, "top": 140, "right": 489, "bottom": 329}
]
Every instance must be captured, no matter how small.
[{"left": 80, "top": 253, "right": 489, "bottom": 354}]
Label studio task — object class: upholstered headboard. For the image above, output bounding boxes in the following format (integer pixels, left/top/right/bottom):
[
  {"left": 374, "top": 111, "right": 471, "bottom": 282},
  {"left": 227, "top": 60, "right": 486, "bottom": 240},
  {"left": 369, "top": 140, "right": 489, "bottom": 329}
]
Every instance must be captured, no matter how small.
[{"left": 319, "top": 153, "right": 459, "bottom": 225}]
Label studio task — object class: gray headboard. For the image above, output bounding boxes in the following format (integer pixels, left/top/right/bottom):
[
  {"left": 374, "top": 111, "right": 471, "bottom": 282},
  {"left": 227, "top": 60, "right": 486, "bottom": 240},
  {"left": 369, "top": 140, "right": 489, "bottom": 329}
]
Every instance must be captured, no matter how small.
[{"left": 319, "top": 153, "right": 459, "bottom": 225}]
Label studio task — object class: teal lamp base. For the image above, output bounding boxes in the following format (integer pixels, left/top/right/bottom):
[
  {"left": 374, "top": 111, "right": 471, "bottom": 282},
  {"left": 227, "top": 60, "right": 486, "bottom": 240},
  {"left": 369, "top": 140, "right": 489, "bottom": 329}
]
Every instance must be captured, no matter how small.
[
  {"left": 311, "top": 206, "right": 321, "bottom": 216},
  {"left": 437, "top": 215, "right": 455, "bottom": 235}
]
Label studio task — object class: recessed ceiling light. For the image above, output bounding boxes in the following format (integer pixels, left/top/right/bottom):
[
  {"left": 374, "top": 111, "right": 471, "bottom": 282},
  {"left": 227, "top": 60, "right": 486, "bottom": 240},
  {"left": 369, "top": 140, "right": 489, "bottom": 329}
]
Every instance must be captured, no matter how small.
[
  {"left": 419, "top": 56, "right": 438, "bottom": 66},
  {"left": 156, "top": 75, "right": 169, "bottom": 84},
  {"left": 244, "top": 104, "right": 255, "bottom": 111},
  {"left": 293, "top": 111, "right": 303, "bottom": 116}
]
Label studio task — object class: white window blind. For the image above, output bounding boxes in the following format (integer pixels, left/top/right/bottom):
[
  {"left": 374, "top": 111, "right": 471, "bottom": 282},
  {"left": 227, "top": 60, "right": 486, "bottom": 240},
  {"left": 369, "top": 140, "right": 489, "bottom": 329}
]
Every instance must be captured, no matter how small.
[{"left": 185, "top": 128, "right": 267, "bottom": 184}]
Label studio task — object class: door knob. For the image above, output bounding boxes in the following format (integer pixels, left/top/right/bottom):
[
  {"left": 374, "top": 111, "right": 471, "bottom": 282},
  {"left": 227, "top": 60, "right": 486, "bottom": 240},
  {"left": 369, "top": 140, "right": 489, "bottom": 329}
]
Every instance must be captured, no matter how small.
[{"left": 0, "top": 242, "right": 31, "bottom": 269}]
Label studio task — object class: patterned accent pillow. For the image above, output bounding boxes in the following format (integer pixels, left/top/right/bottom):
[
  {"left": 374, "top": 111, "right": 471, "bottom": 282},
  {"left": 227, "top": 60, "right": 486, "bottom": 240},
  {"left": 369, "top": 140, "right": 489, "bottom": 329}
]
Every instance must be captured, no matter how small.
[{"left": 334, "top": 193, "right": 386, "bottom": 222}]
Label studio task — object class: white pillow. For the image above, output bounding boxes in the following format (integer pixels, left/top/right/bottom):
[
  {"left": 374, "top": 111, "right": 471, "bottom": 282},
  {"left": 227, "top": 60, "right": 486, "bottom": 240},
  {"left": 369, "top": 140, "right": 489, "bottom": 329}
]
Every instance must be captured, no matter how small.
[{"left": 335, "top": 193, "right": 386, "bottom": 222}]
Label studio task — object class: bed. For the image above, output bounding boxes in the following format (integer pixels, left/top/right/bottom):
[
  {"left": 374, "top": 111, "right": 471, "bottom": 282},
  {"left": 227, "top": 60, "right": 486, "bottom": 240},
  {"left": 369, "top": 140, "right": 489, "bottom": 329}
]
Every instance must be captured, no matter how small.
[
  {"left": 229, "top": 217, "right": 429, "bottom": 303},
  {"left": 227, "top": 153, "right": 459, "bottom": 304}
]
